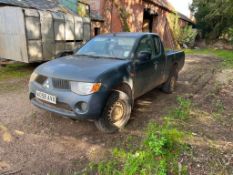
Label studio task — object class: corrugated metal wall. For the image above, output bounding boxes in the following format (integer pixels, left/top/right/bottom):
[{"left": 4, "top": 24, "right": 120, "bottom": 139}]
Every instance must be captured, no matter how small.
[
  {"left": 0, "top": 7, "right": 28, "bottom": 62},
  {"left": 0, "top": 6, "right": 91, "bottom": 63}
]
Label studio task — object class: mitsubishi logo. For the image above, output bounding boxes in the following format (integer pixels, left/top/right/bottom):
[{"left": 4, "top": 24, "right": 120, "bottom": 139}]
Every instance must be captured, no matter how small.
[{"left": 43, "top": 79, "right": 50, "bottom": 89}]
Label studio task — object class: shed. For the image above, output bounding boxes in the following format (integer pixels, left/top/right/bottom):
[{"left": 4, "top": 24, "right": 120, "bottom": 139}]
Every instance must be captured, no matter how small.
[
  {"left": 88, "top": 0, "right": 195, "bottom": 48},
  {"left": 0, "top": 0, "right": 91, "bottom": 63}
]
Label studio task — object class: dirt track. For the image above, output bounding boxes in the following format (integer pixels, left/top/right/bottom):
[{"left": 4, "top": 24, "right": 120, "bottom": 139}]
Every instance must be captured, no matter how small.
[{"left": 0, "top": 55, "right": 232, "bottom": 175}]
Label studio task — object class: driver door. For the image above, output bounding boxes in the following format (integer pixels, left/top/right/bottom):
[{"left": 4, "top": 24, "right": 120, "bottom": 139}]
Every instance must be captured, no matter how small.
[{"left": 133, "top": 35, "right": 155, "bottom": 98}]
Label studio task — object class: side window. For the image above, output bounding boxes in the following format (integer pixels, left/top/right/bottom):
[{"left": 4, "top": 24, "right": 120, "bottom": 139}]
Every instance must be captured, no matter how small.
[
  {"left": 136, "top": 36, "right": 154, "bottom": 59},
  {"left": 153, "top": 36, "right": 161, "bottom": 55}
]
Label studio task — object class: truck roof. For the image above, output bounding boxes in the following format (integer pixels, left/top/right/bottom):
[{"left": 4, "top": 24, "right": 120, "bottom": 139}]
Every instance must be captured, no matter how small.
[{"left": 98, "top": 32, "right": 159, "bottom": 38}]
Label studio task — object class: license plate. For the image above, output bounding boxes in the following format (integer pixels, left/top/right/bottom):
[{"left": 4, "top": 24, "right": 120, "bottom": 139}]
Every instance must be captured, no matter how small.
[{"left": 36, "top": 91, "right": 56, "bottom": 104}]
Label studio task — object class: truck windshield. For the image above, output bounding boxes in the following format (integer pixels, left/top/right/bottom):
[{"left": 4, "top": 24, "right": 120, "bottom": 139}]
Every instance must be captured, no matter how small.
[{"left": 76, "top": 36, "right": 137, "bottom": 59}]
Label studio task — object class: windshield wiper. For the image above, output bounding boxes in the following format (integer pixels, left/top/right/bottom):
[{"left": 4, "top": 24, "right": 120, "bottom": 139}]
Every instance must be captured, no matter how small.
[
  {"left": 76, "top": 54, "right": 126, "bottom": 60},
  {"left": 76, "top": 54, "right": 102, "bottom": 58},
  {"left": 107, "top": 57, "right": 126, "bottom": 60}
]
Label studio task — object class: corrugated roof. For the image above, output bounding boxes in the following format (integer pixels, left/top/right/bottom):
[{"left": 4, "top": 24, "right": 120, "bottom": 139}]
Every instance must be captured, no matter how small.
[
  {"left": 90, "top": 10, "right": 104, "bottom": 21},
  {"left": 0, "top": 0, "right": 59, "bottom": 10},
  {"left": 147, "top": 0, "right": 194, "bottom": 24},
  {"left": 147, "top": 0, "right": 175, "bottom": 12},
  {"left": 178, "top": 12, "right": 194, "bottom": 24}
]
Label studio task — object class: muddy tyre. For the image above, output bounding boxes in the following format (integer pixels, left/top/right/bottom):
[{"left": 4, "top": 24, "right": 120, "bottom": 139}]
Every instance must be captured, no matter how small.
[
  {"left": 95, "top": 91, "right": 132, "bottom": 133},
  {"left": 162, "top": 67, "right": 178, "bottom": 94}
]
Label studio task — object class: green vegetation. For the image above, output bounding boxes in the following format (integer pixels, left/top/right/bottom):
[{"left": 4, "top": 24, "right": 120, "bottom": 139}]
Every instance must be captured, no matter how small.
[
  {"left": 167, "top": 14, "right": 197, "bottom": 48},
  {"left": 166, "top": 97, "right": 192, "bottom": 122},
  {"left": 185, "top": 49, "right": 233, "bottom": 68},
  {"left": 81, "top": 97, "right": 192, "bottom": 175},
  {"left": 112, "top": 0, "right": 130, "bottom": 32},
  {"left": 190, "top": 0, "right": 233, "bottom": 41},
  {"left": 178, "top": 26, "right": 197, "bottom": 48},
  {"left": 0, "top": 63, "right": 33, "bottom": 81},
  {"left": 227, "top": 28, "right": 233, "bottom": 43}
]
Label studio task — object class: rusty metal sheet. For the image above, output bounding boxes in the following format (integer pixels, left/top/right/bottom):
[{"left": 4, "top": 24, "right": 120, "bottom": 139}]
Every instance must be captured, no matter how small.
[
  {"left": 83, "top": 17, "right": 91, "bottom": 41},
  {"left": 65, "top": 14, "right": 75, "bottom": 40},
  {"left": 28, "top": 40, "right": 43, "bottom": 61},
  {"left": 40, "top": 11, "right": 54, "bottom": 40},
  {"left": 83, "top": 23, "right": 91, "bottom": 41},
  {"left": 53, "top": 12, "right": 65, "bottom": 41},
  {"left": 0, "top": 0, "right": 59, "bottom": 11},
  {"left": 24, "top": 8, "right": 39, "bottom": 17},
  {"left": 65, "top": 42, "right": 75, "bottom": 51},
  {"left": 0, "top": 4, "right": 90, "bottom": 63},
  {"left": 74, "top": 16, "right": 83, "bottom": 40},
  {"left": 25, "top": 16, "right": 41, "bottom": 40},
  {"left": 39, "top": 11, "right": 55, "bottom": 59},
  {"left": 42, "top": 42, "right": 55, "bottom": 60},
  {"left": 0, "top": 7, "right": 28, "bottom": 62},
  {"left": 55, "top": 42, "right": 65, "bottom": 55}
]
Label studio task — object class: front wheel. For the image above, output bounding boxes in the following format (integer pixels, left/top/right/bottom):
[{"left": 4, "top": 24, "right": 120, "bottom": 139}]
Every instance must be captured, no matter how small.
[{"left": 95, "top": 90, "right": 132, "bottom": 133}]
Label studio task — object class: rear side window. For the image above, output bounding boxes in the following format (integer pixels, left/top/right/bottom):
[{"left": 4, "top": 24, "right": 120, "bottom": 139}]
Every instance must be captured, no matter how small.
[
  {"left": 153, "top": 36, "right": 161, "bottom": 55},
  {"left": 136, "top": 36, "right": 155, "bottom": 58}
]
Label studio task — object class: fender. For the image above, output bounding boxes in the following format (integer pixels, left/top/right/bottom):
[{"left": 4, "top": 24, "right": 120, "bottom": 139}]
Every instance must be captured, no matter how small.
[{"left": 97, "top": 62, "right": 134, "bottom": 99}]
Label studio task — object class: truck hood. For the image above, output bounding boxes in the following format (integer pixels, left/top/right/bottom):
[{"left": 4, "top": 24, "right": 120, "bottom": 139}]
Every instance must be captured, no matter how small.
[{"left": 35, "top": 55, "right": 130, "bottom": 82}]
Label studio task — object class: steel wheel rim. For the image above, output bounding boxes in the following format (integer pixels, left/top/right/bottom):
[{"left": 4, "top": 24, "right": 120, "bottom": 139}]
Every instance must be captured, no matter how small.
[{"left": 110, "top": 101, "right": 126, "bottom": 123}]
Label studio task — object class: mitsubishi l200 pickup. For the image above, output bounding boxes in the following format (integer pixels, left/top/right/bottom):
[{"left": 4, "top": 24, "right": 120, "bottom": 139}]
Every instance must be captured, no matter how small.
[{"left": 29, "top": 32, "right": 185, "bottom": 133}]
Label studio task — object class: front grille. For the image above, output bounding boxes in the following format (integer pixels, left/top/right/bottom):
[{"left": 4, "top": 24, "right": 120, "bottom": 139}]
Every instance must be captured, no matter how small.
[
  {"left": 52, "top": 78, "right": 70, "bottom": 90},
  {"left": 35, "top": 75, "right": 47, "bottom": 85}
]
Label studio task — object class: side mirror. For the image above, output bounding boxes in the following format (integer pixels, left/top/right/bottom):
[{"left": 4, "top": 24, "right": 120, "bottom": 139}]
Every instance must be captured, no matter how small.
[{"left": 136, "top": 51, "right": 151, "bottom": 63}]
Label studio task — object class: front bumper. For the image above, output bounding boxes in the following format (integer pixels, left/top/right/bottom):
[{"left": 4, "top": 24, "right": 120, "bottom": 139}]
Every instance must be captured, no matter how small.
[{"left": 29, "top": 81, "right": 109, "bottom": 120}]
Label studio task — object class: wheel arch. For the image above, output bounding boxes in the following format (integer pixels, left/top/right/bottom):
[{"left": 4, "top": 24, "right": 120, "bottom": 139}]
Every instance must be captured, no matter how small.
[
  {"left": 173, "top": 62, "right": 178, "bottom": 69},
  {"left": 113, "top": 82, "right": 134, "bottom": 106}
]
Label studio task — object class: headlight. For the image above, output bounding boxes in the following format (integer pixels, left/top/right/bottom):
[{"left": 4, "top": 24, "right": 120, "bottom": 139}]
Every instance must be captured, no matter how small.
[
  {"left": 29, "top": 72, "right": 38, "bottom": 82},
  {"left": 70, "top": 82, "right": 101, "bottom": 95}
]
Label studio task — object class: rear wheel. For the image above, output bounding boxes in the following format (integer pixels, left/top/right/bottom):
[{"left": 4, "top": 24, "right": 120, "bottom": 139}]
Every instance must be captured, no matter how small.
[
  {"left": 162, "top": 67, "right": 178, "bottom": 94},
  {"left": 95, "top": 91, "right": 132, "bottom": 133}
]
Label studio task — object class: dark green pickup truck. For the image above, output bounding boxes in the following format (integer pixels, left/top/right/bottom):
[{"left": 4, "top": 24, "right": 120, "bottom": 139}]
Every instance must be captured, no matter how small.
[{"left": 29, "top": 32, "right": 185, "bottom": 133}]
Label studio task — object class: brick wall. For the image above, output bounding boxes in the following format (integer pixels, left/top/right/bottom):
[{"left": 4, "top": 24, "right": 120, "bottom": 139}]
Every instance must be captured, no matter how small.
[{"left": 91, "top": 0, "right": 181, "bottom": 48}]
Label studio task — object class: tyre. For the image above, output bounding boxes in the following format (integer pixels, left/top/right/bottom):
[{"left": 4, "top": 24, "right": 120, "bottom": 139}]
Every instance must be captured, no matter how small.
[
  {"left": 95, "top": 90, "right": 132, "bottom": 133},
  {"left": 162, "top": 67, "right": 178, "bottom": 94}
]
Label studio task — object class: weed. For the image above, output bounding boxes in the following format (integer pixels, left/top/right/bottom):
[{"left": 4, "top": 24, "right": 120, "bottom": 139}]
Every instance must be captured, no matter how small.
[
  {"left": 0, "top": 80, "right": 26, "bottom": 94},
  {"left": 0, "top": 63, "right": 33, "bottom": 81},
  {"left": 212, "top": 99, "right": 225, "bottom": 114},
  {"left": 80, "top": 97, "right": 192, "bottom": 175},
  {"left": 185, "top": 49, "right": 233, "bottom": 68},
  {"left": 85, "top": 123, "right": 188, "bottom": 175},
  {"left": 164, "top": 97, "right": 192, "bottom": 127}
]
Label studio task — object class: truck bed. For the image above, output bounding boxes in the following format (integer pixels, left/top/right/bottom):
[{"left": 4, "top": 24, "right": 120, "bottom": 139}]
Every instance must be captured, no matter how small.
[{"left": 166, "top": 50, "right": 185, "bottom": 72}]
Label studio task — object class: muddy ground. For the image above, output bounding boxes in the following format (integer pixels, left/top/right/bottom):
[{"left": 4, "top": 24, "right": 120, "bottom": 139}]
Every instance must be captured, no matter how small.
[{"left": 0, "top": 55, "right": 232, "bottom": 175}]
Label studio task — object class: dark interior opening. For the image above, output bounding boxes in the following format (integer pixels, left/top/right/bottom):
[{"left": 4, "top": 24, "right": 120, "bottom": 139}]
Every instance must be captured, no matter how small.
[
  {"left": 142, "top": 9, "right": 154, "bottom": 32},
  {"left": 94, "top": 27, "right": 100, "bottom": 36}
]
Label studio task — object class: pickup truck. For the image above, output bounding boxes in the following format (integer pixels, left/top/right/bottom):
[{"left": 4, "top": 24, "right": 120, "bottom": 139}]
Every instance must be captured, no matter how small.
[{"left": 29, "top": 32, "right": 185, "bottom": 133}]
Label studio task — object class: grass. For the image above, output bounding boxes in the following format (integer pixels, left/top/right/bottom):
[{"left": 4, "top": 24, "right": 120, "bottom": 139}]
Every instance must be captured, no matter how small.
[
  {"left": 0, "top": 81, "right": 26, "bottom": 94},
  {"left": 0, "top": 63, "right": 33, "bottom": 81},
  {"left": 184, "top": 48, "right": 233, "bottom": 68},
  {"left": 167, "top": 97, "right": 192, "bottom": 121},
  {"left": 79, "top": 97, "right": 192, "bottom": 175}
]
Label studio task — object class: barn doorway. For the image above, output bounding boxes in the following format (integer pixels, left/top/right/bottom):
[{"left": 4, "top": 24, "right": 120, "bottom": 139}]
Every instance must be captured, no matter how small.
[{"left": 142, "top": 9, "right": 154, "bottom": 32}]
